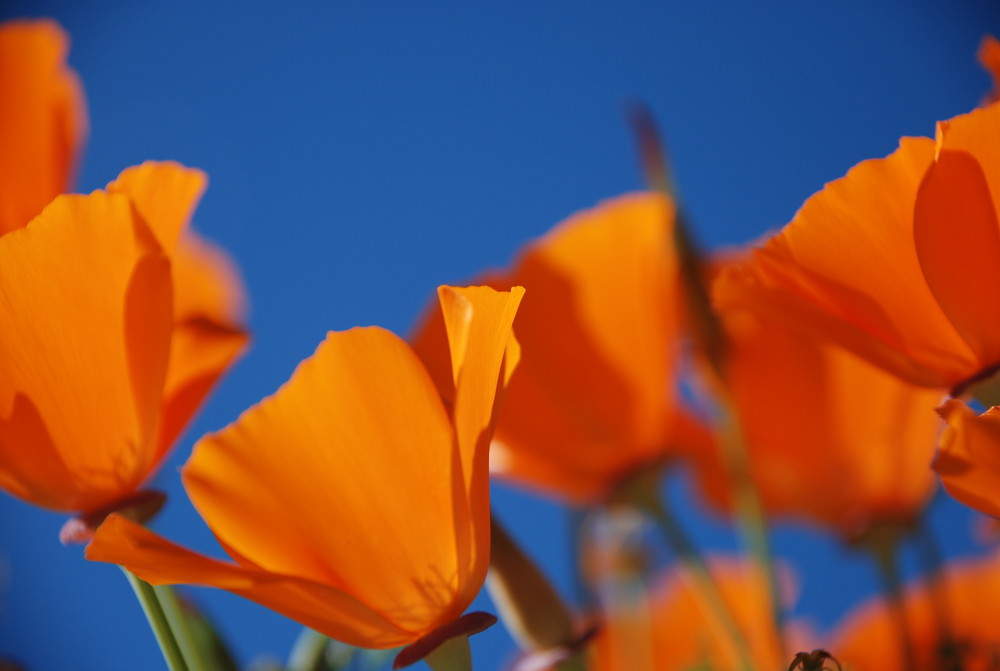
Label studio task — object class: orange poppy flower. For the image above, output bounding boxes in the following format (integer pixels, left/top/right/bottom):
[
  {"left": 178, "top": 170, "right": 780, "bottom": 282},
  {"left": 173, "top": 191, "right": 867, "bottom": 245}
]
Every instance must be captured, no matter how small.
[
  {"left": 0, "top": 19, "right": 86, "bottom": 235},
  {"left": 715, "top": 100, "right": 1000, "bottom": 394},
  {"left": 87, "top": 286, "right": 523, "bottom": 652},
  {"left": 0, "top": 162, "right": 246, "bottom": 536},
  {"left": 933, "top": 399, "right": 1000, "bottom": 520},
  {"left": 688, "top": 266, "right": 944, "bottom": 540},
  {"left": 411, "top": 193, "right": 710, "bottom": 504},
  {"left": 979, "top": 35, "right": 1000, "bottom": 103},
  {"left": 832, "top": 554, "right": 1000, "bottom": 670},
  {"left": 591, "top": 560, "right": 799, "bottom": 671}
]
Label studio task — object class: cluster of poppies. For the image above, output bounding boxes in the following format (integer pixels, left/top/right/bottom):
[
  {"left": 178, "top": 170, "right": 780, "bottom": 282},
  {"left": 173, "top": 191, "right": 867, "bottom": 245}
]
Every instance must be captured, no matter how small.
[{"left": 6, "top": 16, "right": 1000, "bottom": 671}]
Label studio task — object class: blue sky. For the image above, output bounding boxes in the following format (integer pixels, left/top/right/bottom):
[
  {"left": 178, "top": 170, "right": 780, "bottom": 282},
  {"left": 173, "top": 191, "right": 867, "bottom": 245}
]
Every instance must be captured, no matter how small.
[{"left": 1, "top": 1, "right": 998, "bottom": 669}]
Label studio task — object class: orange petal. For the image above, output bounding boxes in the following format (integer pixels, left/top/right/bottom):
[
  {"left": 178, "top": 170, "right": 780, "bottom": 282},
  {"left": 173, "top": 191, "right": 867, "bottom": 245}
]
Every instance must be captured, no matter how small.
[
  {"left": 979, "top": 35, "right": 1000, "bottom": 103},
  {"left": 107, "top": 162, "right": 207, "bottom": 255},
  {"left": 436, "top": 284, "right": 524, "bottom": 595},
  {"left": 0, "top": 193, "right": 172, "bottom": 512},
  {"left": 184, "top": 327, "right": 465, "bottom": 636},
  {"left": 87, "top": 515, "right": 414, "bottom": 648},
  {"left": 484, "top": 194, "right": 683, "bottom": 502},
  {"left": 914, "top": 150, "right": 1000, "bottom": 367},
  {"left": 934, "top": 399, "right": 1000, "bottom": 519},
  {"left": 0, "top": 20, "right": 86, "bottom": 234},
  {"left": 723, "top": 136, "right": 975, "bottom": 387},
  {"left": 154, "top": 231, "right": 248, "bottom": 453}
]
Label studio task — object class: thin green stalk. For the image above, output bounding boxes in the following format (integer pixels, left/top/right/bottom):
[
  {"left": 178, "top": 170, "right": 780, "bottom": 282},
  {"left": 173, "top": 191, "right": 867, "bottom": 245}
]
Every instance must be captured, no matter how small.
[
  {"left": 638, "top": 489, "right": 757, "bottom": 671},
  {"left": 868, "top": 534, "right": 917, "bottom": 671},
  {"left": 915, "top": 522, "right": 962, "bottom": 670},
  {"left": 154, "top": 585, "right": 210, "bottom": 671},
  {"left": 424, "top": 636, "right": 473, "bottom": 671},
  {"left": 626, "top": 103, "right": 786, "bottom": 660},
  {"left": 287, "top": 628, "right": 331, "bottom": 671},
  {"left": 122, "top": 569, "right": 189, "bottom": 671}
]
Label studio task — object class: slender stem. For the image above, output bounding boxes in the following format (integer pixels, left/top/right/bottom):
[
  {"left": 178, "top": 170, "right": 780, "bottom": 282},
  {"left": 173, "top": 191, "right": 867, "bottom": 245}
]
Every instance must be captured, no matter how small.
[
  {"left": 868, "top": 534, "right": 917, "bottom": 671},
  {"left": 153, "top": 585, "right": 210, "bottom": 671},
  {"left": 915, "top": 522, "right": 962, "bottom": 670},
  {"left": 640, "top": 491, "right": 758, "bottom": 671},
  {"left": 424, "top": 636, "right": 473, "bottom": 671},
  {"left": 122, "top": 569, "right": 189, "bottom": 671},
  {"left": 288, "top": 628, "right": 331, "bottom": 671}
]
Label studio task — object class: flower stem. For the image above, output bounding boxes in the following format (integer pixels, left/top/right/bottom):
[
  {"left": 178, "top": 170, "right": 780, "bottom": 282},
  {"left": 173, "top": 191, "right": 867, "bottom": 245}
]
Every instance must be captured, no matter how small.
[
  {"left": 153, "top": 585, "right": 210, "bottom": 671},
  {"left": 636, "top": 486, "right": 758, "bottom": 671},
  {"left": 423, "top": 636, "right": 473, "bottom": 671},
  {"left": 867, "top": 530, "right": 917, "bottom": 671},
  {"left": 122, "top": 569, "right": 189, "bottom": 671},
  {"left": 288, "top": 628, "right": 332, "bottom": 671}
]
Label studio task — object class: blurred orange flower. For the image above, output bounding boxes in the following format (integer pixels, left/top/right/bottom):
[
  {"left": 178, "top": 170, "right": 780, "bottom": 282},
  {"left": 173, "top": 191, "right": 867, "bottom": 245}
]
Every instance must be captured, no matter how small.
[
  {"left": 412, "top": 193, "right": 710, "bottom": 504},
  {"left": 934, "top": 400, "right": 1000, "bottom": 520},
  {"left": 833, "top": 553, "right": 1000, "bottom": 670},
  {"left": 688, "top": 267, "right": 944, "bottom": 540},
  {"left": 88, "top": 286, "right": 523, "bottom": 651},
  {"left": 0, "top": 162, "right": 246, "bottom": 537},
  {"left": 979, "top": 35, "right": 1000, "bottom": 103},
  {"left": 0, "top": 19, "right": 86, "bottom": 235},
  {"left": 591, "top": 560, "right": 799, "bottom": 671},
  {"left": 715, "top": 100, "right": 1000, "bottom": 394}
]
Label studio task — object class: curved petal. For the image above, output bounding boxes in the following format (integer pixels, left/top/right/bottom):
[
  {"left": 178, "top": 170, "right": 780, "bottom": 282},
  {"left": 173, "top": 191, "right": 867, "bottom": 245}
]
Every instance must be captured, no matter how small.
[
  {"left": 436, "top": 284, "right": 524, "bottom": 599},
  {"left": 979, "top": 35, "right": 1000, "bottom": 103},
  {"left": 107, "top": 162, "right": 207, "bottom": 255},
  {"left": 0, "top": 193, "right": 172, "bottom": 512},
  {"left": 725, "top": 137, "right": 975, "bottom": 387},
  {"left": 914, "top": 150, "right": 1000, "bottom": 367},
  {"left": 935, "top": 399, "right": 1000, "bottom": 519},
  {"left": 184, "top": 327, "right": 463, "bottom": 635},
  {"left": 0, "top": 20, "right": 86, "bottom": 234},
  {"left": 154, "top": 231, "right": 248, "bottom": 454},
  {"left": 86, "top": 515, "right": 415, "bottom": 648}
]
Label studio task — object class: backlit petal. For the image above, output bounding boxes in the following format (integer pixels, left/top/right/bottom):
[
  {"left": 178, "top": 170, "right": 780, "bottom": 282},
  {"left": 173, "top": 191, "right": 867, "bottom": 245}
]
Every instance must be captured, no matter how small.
[
  {"left": 0, "top": 20, "right": 86, "bottom": 234},
  {"left": 87, "top": 515, "right": 414, "bottom": 648},
  {"left": 184, "top": 327, "right": 463, "bottom": 634},
  {"left": 0, "top": 193, "right": 172, "bottom": 512}
]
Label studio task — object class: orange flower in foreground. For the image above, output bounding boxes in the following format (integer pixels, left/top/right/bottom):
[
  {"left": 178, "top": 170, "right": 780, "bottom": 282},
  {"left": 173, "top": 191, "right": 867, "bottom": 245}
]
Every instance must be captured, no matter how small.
[
  {"left": 934, "top": 400, "right": 1000, "bottom": 519},
  {"left": 715, "top": 99, "right": 1000, "bottom": 394},
  {"left": 412, "top": 193, "right": 710, "bottom": 504},
  {"left": 0, "top": 19, "right": 86, "bottom": 235},
  {"left": 688, "top": 267, "right": 944, "bottom": 540},
  {"left": 88, "top": 286, "right": 523, "bottom": 651},
  {"left": 0, "top": 162, "right": 246, "bottom": 534},
  {"left": 591, "top": 560, "right": 799, "bottom": 671},
  {"left": 833, "top": 554, "right": 1000, "bottom": 670}
]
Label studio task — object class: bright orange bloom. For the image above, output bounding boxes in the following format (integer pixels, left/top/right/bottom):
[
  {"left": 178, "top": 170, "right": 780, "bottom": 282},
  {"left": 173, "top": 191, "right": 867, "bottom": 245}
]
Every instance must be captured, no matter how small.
[
  {"left": 0, "top": 19, "right": 86, "bottom": 235},
  {"left": 833, "top": 554, "right": 1000, "bottom": 670},
  {"left": 412, "top": 193, "right": 710, "bottom": 504},
  {"left": 591, "top": 560, "right": 799, "bottom": 671},
  {"left": 715, "top": 100, "right": 1000, "bottom": 393},
  {"left": 0, "top": 162, "right": 246, "bottom": 527},
  {"left": 688, "top": 268, "right": 944, "bottom": 540},
  {"left": 979, "top": 35, "right": 1000, "bottom": 103},
  {"left": 87, "top": 286, "right": 523, "bottom": 650},
  {"left": 933, "top": 399, "right": 1000, "bottom": 519}
]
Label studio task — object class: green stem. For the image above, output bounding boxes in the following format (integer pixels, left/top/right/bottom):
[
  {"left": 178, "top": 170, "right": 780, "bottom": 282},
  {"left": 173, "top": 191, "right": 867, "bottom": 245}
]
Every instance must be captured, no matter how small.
[
  {"left": 287, "top": 628, "right": 331, "bottom": 671},
  {"left": 424, "top": 636, "right": 473, "bottom": 671},
  {"left": 868, "top": 534, "right": 917, "bottom": 671},
  {"left": 122, "top": 569, "right": 189, "bottom": 671},
  {"left": 153, "top": 585, "right": 210, "bottom": 671},
  {"left": 915, "top": 522, "right": 962, "bottom": 670},
  {"left": 640, "top": 491, "right": 757, "bottom": 671}
]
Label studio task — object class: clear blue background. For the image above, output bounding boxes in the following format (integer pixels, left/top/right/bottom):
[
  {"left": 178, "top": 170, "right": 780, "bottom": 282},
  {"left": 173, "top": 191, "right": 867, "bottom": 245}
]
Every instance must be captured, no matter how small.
[{"left": 0, "top": 1, "right": 998, "bottom": 669}]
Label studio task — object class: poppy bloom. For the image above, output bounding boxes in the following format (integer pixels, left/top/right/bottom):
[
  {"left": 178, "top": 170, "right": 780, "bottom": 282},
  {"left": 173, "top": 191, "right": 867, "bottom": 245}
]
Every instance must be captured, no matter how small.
[
  {"left": 0, "top": 162, "right": 246, "bottom": 539},
  {"left": 0, "top": 19, "right": 86, "bottom": 235},
  {"left": 979, "top": 35, "right": 1000, "bottom": 103},
  {"left": 714, "top": 99, "right": 1000, "bottom": 394},
  {"left": 88, "top": 286, "right": 523, "bottom": 652},
  {"left": 412, "top": 193, "right": 710, "bottom": 504},
  {"left": 933, "top": 400, "right": 1000, "bottom": 520},
  {"left": 591, "top": 560, "right": 798, "bottom": 671},
  {"left": 832, "top": 554, "right": 1000, "bottom": 670},
  {"left": 688, "top": 265, "right": 944, "bottom": 541}
]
